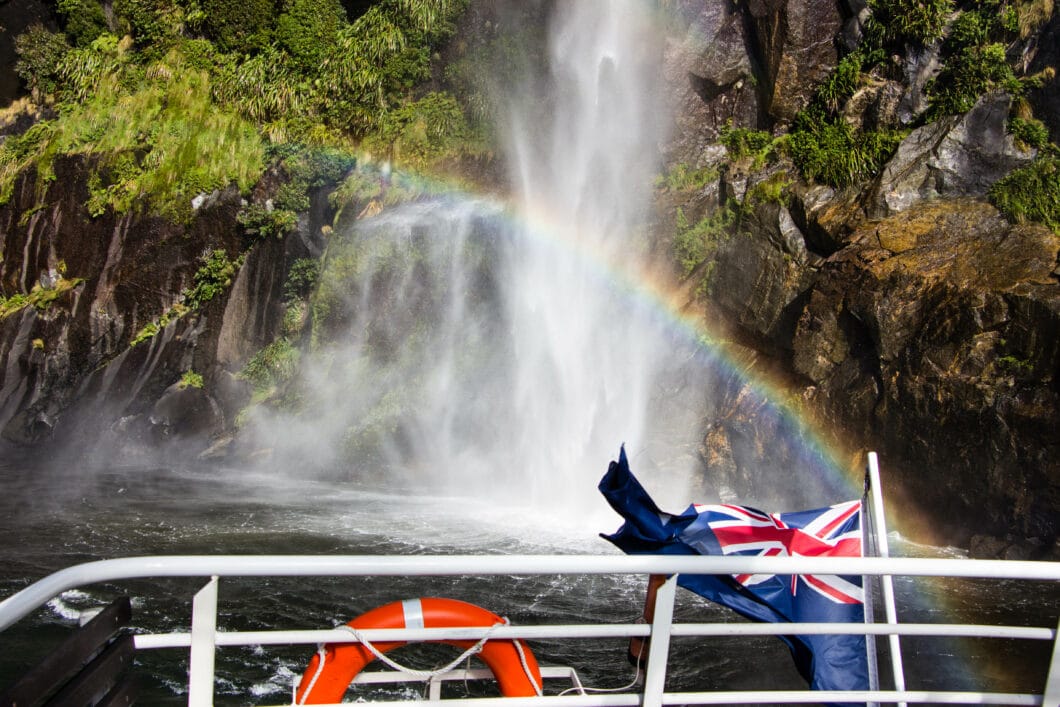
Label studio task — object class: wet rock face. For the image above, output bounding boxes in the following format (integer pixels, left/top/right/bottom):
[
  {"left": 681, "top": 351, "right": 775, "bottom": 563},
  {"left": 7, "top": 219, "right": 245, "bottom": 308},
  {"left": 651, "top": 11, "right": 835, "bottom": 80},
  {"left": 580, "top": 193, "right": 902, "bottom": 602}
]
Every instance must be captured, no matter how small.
[
  {"left": 663, "top": 0, "right": 761, "bottom": 156},
  {"left": 0, "top": 156, "right": 289, "bottom": 457},
  {"left": 710, "top": 201, "right": 817, "bottom": 348},
  {"left": 745, "top": 0, "right": 845, "bottom": 123},
  {"left": 868, "top": 92, "right": 1037, "bottom": 218},
  {"left": 791, "top": 200, "right": 1060, "bottom": 543}
]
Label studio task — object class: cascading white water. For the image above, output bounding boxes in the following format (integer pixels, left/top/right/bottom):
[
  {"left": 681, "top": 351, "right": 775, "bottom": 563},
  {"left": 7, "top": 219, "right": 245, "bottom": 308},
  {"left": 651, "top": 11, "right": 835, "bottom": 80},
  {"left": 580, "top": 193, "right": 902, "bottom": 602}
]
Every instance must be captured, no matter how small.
[
  {"left": 246, "top": 1, "right": 706, "bottom": 521},
  {"left": 493, "top": 0, "right": 680, "bottom": 503}
]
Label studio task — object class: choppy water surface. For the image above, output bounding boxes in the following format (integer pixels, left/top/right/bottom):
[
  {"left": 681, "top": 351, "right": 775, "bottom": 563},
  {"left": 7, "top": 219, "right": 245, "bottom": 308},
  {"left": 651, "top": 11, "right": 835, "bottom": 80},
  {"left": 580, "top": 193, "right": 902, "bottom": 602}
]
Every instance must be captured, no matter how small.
[{"left": 1, "top": 462, "right": 1055, "bottom": 705}]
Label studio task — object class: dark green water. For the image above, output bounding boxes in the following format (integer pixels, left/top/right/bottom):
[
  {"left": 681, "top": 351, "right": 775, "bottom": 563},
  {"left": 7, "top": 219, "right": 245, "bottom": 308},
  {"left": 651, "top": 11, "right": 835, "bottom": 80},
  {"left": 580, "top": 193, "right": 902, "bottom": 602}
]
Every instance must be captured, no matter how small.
[{"left": 0, "top": 461, "right": 1055, "bottom": 704}]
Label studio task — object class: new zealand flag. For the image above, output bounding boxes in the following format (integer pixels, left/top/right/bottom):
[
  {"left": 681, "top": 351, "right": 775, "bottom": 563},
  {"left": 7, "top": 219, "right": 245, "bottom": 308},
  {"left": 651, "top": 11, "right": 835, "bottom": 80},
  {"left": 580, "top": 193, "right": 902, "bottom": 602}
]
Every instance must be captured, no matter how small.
[{"left": 599, "top": 446, "right": 868, "bottom": 693}]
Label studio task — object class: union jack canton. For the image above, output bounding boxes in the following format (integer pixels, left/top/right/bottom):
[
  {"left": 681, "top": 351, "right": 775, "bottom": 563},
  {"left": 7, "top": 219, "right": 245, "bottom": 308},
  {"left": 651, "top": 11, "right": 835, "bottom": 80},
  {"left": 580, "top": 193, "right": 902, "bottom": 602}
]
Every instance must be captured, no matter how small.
[{"left": 688, "top": 500, "right": 864, "bottom": 606}]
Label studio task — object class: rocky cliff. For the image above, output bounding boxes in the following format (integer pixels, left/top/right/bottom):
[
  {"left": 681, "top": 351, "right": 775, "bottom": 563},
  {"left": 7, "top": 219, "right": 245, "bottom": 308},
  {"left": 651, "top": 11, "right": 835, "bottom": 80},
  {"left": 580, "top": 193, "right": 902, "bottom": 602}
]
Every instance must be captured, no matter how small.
[
  {"left": 660, "top": 0, "right": 1059, "bottom": 555},
  {"left": 0, "top": 154, "right": 317, "bottom": 464}
]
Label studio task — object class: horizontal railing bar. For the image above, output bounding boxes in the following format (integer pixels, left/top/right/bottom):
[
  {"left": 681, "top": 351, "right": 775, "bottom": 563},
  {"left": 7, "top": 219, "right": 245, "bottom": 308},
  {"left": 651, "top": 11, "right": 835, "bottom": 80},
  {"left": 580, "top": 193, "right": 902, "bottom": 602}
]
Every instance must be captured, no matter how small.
[
  {"left": 671, "top": 622, "right": 1056, "bottom": 640},
  {"left": 253, "top": 690, "right": 1042, "bottom": 707},
  {"left": 665, "top": 690, "right": 1041, "bottom": 705},
  {"left": 131, "top": 621, "right": 1056, "bottom": 650},
  {"left": 348, "top": 666, "right": 577, "bottom": 685},
  {"left": 4, "top": 554, "right": 1060, "bottom": 632}
]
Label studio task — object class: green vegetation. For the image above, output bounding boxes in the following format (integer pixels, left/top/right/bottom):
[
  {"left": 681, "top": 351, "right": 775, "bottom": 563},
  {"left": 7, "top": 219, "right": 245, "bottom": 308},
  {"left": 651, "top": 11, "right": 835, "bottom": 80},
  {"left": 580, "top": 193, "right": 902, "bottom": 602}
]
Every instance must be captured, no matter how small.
[
  {"left": 673, "top": 205, "right": 736, "bottom": 278},
  {"left": 656, "top": 162, "right": 719, "bottom": 192},
  {"left": 130, "top": 249, "right": 243, "bottom": 346},
  {"left": 815, "top": 53, "right": 864, "bottom": 113},
  {"left": 719, "top": 124, "right": 775, "bottom": 165},
  {"left": 784, "top": 0, "right": 1057, "bottom": 194},
  {"left": 1008, "top": 116, "right": 1050, "bottom": 150},
  {"left": 200, "top": 0, "right": 274, "bottom": 53},
  {"left": 2, "top": 0, "right": 477, "bottom": 223},
  {"left": 1, "top": 42, "right": 266, "bottom": 220},
  {"left": 240, "top": 337, "right": 300, "bottom": 394},
  {"left": 57, "top": 0, "right": 110, "bottom": 47},
  {"left": 184, "top": 249, "right": 245, "bottom": 308},
  {"left": 744, "top": 173, "right": 791, "bottom": 209},
  {"left": 0, "top": 277, "right": 83, "bottom": 319},
  {"left": 928, "top": 42, "right": 1020, "bottom": 116},
  {"left": 990, "top": 155, "right": 1060, "bottom": 233},
  {"left": 921, "top": 0, "right": 1051, "bottom": 118},
  {"left": 789, "top": 110, "right": 905, "bottom": 187},
  {"left": 0, "top": 293, "right": 30, "bottom": 318},
  {"left": 14, "top": 25, "right": 70, "bottom": 98},
  {"left": 284, "top": 258, "right": 320, "bottom": 302},
  {"left": 130, "top": 321, "right": 162, "bottom": 346},
  {"left": 275, "top": 0, "right": 346, "bottom": 71},
  {"left": 363, "top": 92, "right": 475, "bottom": 167},
  {"left": 238, "top": 204, "right": 298, "bottom": 240},
  {"left": 864, "top": 0, "right": 953, "bottom": 47},
  {"left": 997, "top": 353, "right": 1034, "bottom": 375},
  {"left": 178, "top": 370, "right": 205, "bottom": 389},
  {"left": 785, "top": 6, "right": 907, "bottom": 189}
]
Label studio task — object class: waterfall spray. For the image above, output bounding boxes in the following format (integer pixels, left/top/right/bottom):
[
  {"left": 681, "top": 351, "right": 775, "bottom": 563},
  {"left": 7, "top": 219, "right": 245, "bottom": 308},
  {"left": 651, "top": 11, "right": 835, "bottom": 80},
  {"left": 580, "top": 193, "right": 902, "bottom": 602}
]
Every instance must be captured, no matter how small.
[{"left": 246, "top": 1, "right": 707, "bottom": 519}]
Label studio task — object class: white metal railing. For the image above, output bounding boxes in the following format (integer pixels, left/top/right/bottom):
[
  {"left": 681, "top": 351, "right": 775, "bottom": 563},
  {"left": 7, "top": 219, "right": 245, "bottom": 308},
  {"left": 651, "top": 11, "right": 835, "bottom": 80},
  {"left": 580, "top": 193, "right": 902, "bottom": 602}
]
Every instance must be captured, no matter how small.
[{"left": 1, "top": 554, "right": 1060, "bottom": 707}]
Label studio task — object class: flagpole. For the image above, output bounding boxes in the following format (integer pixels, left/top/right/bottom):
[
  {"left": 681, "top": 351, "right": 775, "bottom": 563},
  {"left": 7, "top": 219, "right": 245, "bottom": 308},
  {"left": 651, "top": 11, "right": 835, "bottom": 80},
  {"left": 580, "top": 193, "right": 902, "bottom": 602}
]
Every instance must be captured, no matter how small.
[
  {"left": 867, "top": 451, "right": 907, "bottom": 705},
  {"left": 862, "top": 468, "right": 880, "bottom": 705}
]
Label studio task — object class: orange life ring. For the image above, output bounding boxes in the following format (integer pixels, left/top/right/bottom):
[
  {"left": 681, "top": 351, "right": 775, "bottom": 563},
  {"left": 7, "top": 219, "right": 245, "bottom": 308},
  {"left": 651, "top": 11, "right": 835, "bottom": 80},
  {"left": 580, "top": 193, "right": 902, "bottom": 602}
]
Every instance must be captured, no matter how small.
[{"left": 295, "top": 597, "right": 542, "bottom": 704}]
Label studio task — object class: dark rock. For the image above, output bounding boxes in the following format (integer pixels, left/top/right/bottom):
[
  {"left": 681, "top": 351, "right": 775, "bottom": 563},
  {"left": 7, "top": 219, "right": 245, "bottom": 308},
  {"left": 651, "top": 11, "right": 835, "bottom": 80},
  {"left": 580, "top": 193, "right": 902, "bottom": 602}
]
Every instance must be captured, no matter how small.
[
  {"left": 843, "top": 80, "right": 905, "bottom": 132},
  {"left": 709, "top": 203, "right": 817, "bottom": 347},
  {"left": 745, "top": 0, "right": 844, "bottom": 122},
  {"left": 149, "top": 382, "right": 224, "bottom": 440},
  {"left": 1027, "top": 12, "right": 1060, "bottom": 143},
  {"left": 968, "top": 534, "right": 1009, "bottom": 559},
  {"left": 789, "top": 182, "right": 864, "bottom": 255},
  {"left": 790, "top": 199, "right": 1060, "bottom": 543},
  {"left": 897, "top": 42, "right": 943, "bottom": 125},
  {"left": 868, "top": 92, "right": 1037, "bottom": 218},
  {"left": 0, "top": 154, "right": 295, "bottom": 454},
  {"left": 663, "top": 0, "right": 761, "bottom": 160}
]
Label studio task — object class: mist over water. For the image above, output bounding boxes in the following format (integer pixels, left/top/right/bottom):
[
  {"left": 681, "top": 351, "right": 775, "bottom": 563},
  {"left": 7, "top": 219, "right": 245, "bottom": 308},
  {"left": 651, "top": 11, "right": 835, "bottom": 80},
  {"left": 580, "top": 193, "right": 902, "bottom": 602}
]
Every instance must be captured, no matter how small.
[{"left": 245, "top": 0, "right": 707, "bottom": 520}]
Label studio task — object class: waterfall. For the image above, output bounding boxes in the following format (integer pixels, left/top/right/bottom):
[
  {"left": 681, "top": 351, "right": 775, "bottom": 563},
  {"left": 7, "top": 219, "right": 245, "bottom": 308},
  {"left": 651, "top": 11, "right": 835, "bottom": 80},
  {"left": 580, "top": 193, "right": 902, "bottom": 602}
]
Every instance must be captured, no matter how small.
[{"left": 246, "top": 1, "right": 707, "bottom": 518}]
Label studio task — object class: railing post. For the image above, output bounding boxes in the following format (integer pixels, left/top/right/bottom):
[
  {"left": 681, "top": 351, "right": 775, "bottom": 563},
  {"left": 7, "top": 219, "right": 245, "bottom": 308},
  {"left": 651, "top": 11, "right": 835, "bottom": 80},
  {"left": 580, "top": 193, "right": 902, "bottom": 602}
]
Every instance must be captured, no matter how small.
[
  {"left": 642, "top": 574, "right": 677, "bottom": 707},
  {"left": 188, "top": 576, "right": 219, "bottom": 707},
  {"left": 1044, "top": 616, "right": 1060, "bottom": 707},
  {"left": 868, "top": 452, "right": 907, "bottom": 704}
]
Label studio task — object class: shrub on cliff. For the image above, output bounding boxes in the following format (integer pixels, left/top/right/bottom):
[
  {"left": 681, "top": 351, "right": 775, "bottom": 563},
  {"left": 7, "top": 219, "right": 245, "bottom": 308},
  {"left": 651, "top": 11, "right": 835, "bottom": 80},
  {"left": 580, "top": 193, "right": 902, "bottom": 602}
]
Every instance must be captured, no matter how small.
[
  {"left": 866, "top": 0, "right": 953, "bottom": 47},
  {"left": 275, "top": 0, "right": 346, "bottom": 71},
  {"left": 1, "top": 45, "right": 265, "bottom": 219},
  {"left": 990, "top": 155, "right": 1060, "bottom": 233},
  {"left": 184, "top": 249, "right": 246, "bottom": 308},
  {"left": 14, "top": 25, "right": 70, "bottom": 99},
  {"left": 928, "top": 42, "right": 1021, "bottom": 116},
  {"left": 789, "top": 110, "right": 904, "bottom": 187},
  {"left": 364, "top": 92, "right": 473, "bottom": 165},
  {"left": 113, "top": 0, "right": 187, "bottom": 52},
  {"left": 200, "top": 0, "right": 275, "bottom": 53},
  {"left": 57, "top": 0, "right": 111, "bottom": 47}
]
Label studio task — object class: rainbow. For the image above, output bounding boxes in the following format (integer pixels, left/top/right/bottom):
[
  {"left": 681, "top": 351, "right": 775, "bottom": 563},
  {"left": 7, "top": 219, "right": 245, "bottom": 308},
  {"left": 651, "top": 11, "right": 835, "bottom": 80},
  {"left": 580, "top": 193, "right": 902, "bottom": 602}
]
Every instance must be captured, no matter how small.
[
  {"left": 341, "top": 156, "right": 923, "bottom": 527},
  {"left": 333, "top": 157, "right": 1017, "bottom": 691}
]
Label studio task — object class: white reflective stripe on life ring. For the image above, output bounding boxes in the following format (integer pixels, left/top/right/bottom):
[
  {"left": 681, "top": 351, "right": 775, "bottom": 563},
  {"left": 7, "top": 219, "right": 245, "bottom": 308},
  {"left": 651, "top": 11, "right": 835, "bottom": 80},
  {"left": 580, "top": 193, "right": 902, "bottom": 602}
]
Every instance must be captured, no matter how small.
[{"left": 401, "top": 598, "right": 425, "bottom": 629}]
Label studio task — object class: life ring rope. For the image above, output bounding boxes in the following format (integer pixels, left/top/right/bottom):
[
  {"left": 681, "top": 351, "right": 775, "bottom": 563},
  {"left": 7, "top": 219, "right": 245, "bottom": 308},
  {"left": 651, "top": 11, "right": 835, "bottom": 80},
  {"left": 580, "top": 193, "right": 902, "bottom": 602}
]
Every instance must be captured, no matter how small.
[
  {"left": 297, "top": 645, "right": 329, "bottom": 705},
  {"left": 295, "top": 612, "right": 542, "bottom": 704},
  {"left": 340, "top": 619, "right": 508, "bottom": 679}
]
